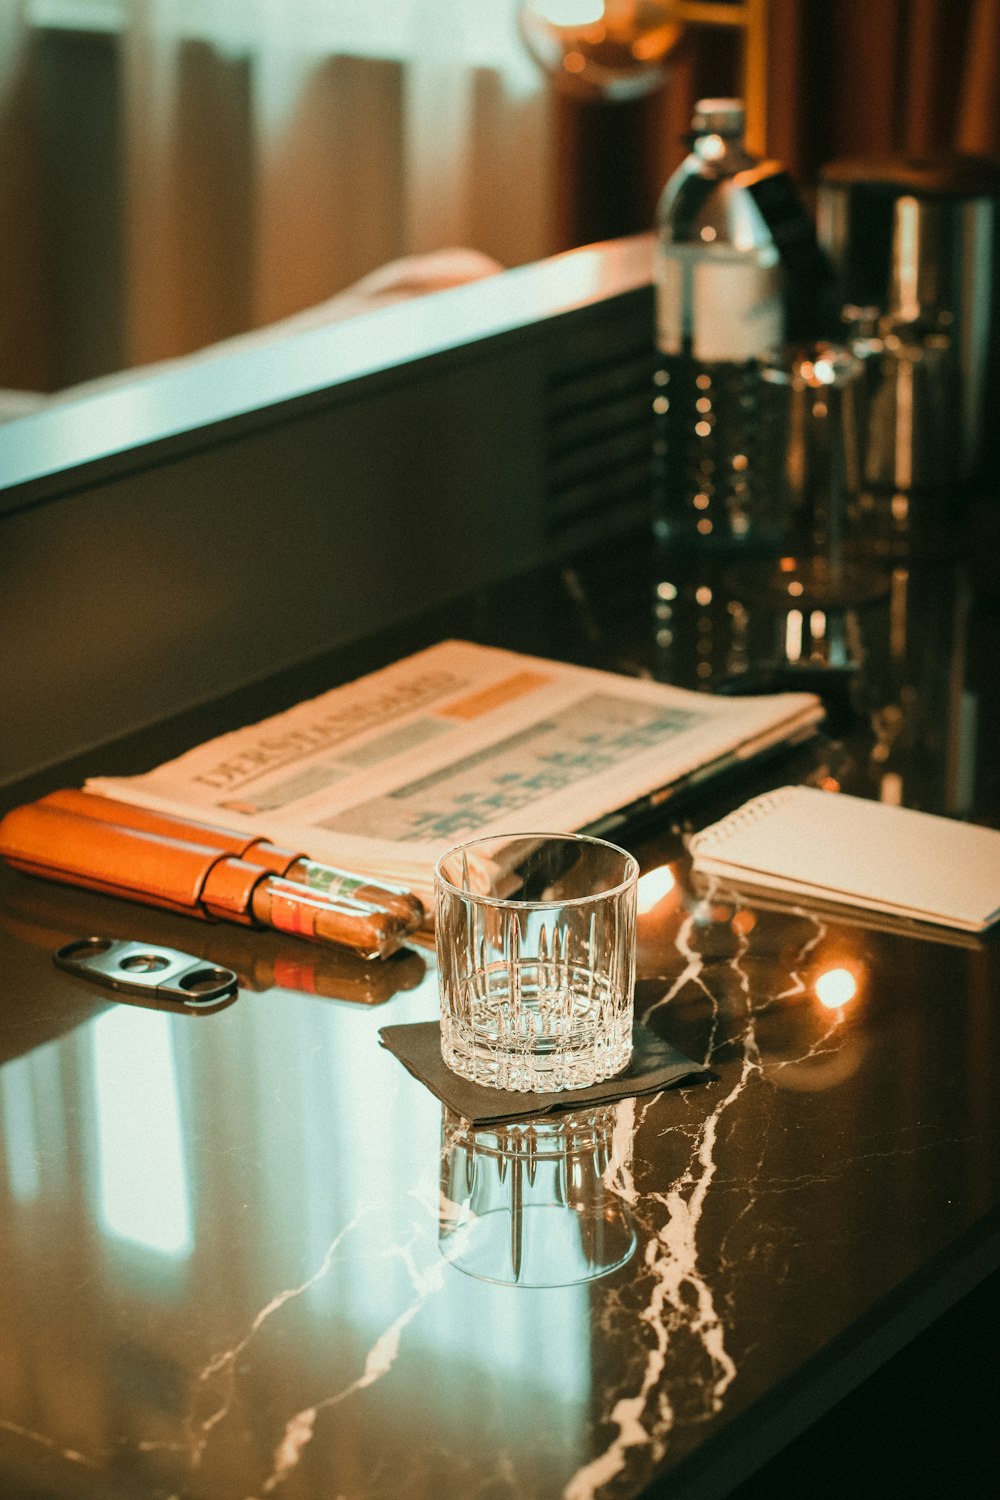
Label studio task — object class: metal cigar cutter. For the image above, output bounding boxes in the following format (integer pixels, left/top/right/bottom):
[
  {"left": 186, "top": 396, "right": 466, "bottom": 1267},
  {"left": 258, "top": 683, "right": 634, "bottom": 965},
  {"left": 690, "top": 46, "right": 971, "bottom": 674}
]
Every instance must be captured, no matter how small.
[{"left": 54, "top": 937, "right": 239, "bottom": 1007}]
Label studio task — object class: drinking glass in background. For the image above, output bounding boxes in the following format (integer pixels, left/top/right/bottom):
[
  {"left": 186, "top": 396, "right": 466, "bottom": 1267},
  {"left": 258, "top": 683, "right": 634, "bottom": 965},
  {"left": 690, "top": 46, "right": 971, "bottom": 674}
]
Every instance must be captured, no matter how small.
[
  {"left": 439, "top": 1104, "right": 637, "bottom": 1287},
  {"left": 435, "top": 832, "right": 638, "bottom": 1092},
  {"left": 756, "top": 341, "right": 889, "bottom": 608}
]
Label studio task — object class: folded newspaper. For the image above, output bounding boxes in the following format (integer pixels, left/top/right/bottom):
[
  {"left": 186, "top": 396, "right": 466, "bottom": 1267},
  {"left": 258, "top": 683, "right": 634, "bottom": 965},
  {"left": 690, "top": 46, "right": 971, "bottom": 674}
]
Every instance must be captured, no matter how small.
[{"left": 88, "top": 640, "right": 823, "bottom": 907}]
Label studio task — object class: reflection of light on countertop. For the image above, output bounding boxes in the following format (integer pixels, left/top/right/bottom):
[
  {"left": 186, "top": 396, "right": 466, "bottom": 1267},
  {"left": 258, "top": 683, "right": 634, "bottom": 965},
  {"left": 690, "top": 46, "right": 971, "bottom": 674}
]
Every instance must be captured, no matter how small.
[
  {"left": 880, "top": 771, "right": 904, "bottom": 806},
  {"left": 763, "top": 963, "right": 868, "bottom": 1090},
  {"left": 731, "top": 907, "right": 757, "bottom": 937},
  {"left": 0, "top": 1055, "right": 42, "bottom": 1201},
  {"left": 93, "top": 1007, "right": 193, "bottom": 1257},
  {"left": 815, "top": 967, "right": 858, "bottom": 1010},
  {"left": 636, "top": 864, "right": 677, "bottom": 914}
]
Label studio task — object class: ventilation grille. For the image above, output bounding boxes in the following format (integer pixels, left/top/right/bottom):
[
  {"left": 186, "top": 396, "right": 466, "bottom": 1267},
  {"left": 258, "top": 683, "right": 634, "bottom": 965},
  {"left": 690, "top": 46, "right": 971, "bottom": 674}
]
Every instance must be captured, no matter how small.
[{"left": 544, "top": 336, "right": 655, "bottom": 546}]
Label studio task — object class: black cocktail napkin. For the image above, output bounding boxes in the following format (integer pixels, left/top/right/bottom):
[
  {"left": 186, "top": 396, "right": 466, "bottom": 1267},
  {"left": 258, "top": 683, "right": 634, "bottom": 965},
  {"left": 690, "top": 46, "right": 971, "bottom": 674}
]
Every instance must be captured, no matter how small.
[{"left": 378, "top": 1019, "right": 708, "bottom": 1125}]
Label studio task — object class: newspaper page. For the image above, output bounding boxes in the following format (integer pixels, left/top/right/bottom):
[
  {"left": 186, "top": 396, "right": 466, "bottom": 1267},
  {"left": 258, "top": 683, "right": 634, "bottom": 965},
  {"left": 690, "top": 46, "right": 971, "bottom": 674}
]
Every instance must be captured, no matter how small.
[{"left": 88, "top": 640, "right": 823, "bottom": 904}]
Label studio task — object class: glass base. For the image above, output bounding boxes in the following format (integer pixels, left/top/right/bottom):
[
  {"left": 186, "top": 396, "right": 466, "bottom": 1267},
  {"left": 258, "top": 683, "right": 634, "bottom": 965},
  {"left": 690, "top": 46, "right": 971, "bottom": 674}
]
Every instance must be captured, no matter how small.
[
  {"left": 447, "top": 1204, "right": 637, "bottom": 1287},
  {"left": 440, "top": 980, "right": 633, "bottom": 1094}
]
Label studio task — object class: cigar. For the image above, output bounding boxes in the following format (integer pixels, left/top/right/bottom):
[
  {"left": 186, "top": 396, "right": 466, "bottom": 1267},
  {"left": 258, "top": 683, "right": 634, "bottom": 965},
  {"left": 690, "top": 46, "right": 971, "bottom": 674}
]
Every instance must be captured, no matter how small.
[
  {"left": 40, "top": 788, "right": 424, "bottom": 931},
  {"left": 0, "top": 881, "right": 427, "bottom": 1004},
  {"left": 0, "top": 803, "right": 408, "bottom": 961}
]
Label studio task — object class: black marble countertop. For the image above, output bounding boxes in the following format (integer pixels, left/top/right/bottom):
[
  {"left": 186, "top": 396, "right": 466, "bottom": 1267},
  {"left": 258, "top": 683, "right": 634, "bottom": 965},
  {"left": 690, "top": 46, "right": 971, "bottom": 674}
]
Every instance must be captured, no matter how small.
[{"left": 1, "top": 528, "right": 998, "bottom": 1499}]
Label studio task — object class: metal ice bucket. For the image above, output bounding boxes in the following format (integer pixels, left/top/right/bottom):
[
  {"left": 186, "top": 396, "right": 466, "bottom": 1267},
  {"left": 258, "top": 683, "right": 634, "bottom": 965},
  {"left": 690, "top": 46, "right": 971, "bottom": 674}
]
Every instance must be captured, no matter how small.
[{"left": 817, "top": 154, "right": 1000, "bottom": 487}]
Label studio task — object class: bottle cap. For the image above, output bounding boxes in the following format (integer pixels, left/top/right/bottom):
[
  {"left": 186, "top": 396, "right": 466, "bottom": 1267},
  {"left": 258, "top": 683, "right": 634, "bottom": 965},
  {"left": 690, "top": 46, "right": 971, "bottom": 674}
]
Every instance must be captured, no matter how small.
[{"left": 691, "top": 98, "right": 745, "bottom": 136}]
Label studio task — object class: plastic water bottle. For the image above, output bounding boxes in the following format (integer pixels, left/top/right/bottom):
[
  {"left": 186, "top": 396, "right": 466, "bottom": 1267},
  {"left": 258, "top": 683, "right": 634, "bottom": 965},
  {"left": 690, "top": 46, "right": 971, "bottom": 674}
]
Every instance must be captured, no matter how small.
[{"left": 653, "top": 98, "right": 831, "bottom": 555}]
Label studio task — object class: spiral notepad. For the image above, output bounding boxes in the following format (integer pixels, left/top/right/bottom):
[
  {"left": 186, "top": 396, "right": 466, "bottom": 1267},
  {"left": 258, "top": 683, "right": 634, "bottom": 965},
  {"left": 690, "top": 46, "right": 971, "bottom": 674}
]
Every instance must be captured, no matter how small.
[{"left": 689, "top": 785, "right": 1000, "bottom": 935}]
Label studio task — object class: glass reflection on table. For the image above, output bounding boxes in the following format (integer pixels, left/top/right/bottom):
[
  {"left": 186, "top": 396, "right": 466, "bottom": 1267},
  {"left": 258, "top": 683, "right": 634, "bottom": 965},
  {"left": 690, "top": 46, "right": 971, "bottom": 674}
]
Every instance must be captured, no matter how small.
[{"left": 439, "top": 1102, "right": 637, "bottom": 1287}]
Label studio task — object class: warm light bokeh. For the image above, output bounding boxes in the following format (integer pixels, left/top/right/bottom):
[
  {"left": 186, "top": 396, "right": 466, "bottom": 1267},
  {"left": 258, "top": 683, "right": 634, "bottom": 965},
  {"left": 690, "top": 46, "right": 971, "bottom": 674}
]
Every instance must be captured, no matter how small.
[
  {"left": 636, "top": 863, "right": 677, "bottom": 914},
  {"left": 518, "top": 0, "right": 684, "bottom": 100},
  {"left": 815, "top": 967, "right": 859, "bottom": 1010}
]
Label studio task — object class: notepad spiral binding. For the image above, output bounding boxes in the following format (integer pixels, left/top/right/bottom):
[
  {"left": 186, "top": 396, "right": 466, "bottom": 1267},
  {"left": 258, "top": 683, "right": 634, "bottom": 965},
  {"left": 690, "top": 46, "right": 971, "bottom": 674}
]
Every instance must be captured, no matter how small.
[{"left": 688, "top": 785, "right": 803, "bottom": 854}]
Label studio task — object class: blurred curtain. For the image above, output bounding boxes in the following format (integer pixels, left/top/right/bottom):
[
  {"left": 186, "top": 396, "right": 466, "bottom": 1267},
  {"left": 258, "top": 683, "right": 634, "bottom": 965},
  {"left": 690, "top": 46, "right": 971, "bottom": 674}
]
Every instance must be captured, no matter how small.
[
  {"left": 765, "top": 0, "right": 1000, "bottom": 188},
  {"left": 119, "top": 0, "right": 549, "bottom": 367},
  {"left": 0, "top": 0, "right": 550, "bottom": 389},
  {"left": 7, "top": 0, "right": 998, "bottom": 391},
  {"left": 124, "top": 0, "right": 553, "bottom": 368},
  {"left": 555, "top": 0, "right": 1000, "bottom": 248},
  {"left": 0, "top": 5, "right": 52, "bottom": 390}
]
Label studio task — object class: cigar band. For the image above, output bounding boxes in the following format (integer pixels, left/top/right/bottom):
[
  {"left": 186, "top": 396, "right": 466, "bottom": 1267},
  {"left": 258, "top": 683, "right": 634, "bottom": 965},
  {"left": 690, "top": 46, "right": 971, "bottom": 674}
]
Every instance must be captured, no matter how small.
[{"left": 268, "top": 889, "right": 317, "bottom": 938}]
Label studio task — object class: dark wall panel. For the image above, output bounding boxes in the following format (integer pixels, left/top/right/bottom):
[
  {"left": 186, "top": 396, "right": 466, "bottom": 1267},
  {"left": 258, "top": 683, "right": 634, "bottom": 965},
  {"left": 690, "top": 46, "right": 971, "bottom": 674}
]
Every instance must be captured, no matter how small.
[{"left": 0, "top": 268, "right": 655, "bottom": 785}]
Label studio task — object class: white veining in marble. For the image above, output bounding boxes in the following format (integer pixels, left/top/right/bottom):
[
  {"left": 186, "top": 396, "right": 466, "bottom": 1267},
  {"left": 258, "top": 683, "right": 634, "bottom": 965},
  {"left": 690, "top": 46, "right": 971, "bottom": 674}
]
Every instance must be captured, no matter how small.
[
  {"left": 0, "top": 879, "right": 889, "bottom": 1500},
  {"left": 0, "top": 1416, "right": 102, "bottom": 1471},
  {"left": 250, "top": 1227, "right": 458, "bottom": 1498},
  {"left": 189, "top": 1210, "right": 366, "bottom": 1472},
  {"left": 564, "top": 905, "right": 760, "bottom": 1500},
  {"left": 605, "top": 1096, "right": 639, "bottom": 1205}
]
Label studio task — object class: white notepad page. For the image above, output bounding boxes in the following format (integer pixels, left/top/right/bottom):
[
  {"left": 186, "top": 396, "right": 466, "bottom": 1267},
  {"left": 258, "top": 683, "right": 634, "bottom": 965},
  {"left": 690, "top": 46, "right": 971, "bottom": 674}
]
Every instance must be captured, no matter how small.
[{"left": 690, "top": 785, "right": 1000, "bottom": 933}]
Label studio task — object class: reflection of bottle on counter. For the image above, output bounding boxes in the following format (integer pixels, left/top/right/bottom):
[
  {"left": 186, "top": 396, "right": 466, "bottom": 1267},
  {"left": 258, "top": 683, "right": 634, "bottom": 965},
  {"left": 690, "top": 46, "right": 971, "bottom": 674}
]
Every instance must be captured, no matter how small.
[{"left": 654, "top": 98, "right": 835, "bottom": 556}]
